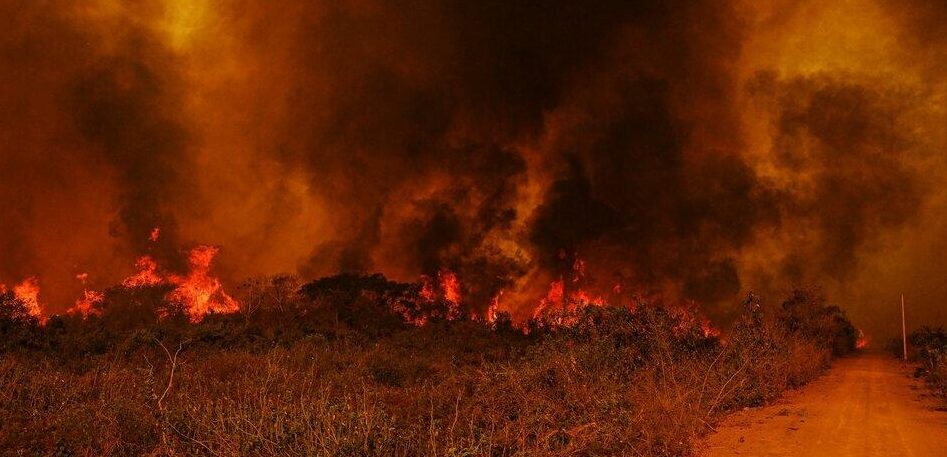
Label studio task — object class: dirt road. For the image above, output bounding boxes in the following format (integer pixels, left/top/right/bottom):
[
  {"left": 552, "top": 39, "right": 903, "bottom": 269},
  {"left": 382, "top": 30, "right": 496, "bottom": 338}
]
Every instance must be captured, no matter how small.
[{"left": 699, "top": 352, "right": 947, "bottom": 456}]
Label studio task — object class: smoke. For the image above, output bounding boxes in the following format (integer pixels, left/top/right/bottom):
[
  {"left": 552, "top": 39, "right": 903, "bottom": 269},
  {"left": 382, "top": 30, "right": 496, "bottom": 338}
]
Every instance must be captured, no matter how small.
[
  {"left": 1, "top": 0, "right": 945, "bottom": 337},
  {"left": 69, "top": 34, "right": 191, "bottom": 266},
  {"left": 748, "top": 72, "right": 925, "bottom": 280}
]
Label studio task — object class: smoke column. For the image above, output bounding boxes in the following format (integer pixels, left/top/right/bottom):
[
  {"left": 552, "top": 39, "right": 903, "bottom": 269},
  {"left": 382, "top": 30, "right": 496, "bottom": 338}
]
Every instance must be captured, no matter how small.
[{"left": 0, "top": 0, "right": 944, "bottom": 338}]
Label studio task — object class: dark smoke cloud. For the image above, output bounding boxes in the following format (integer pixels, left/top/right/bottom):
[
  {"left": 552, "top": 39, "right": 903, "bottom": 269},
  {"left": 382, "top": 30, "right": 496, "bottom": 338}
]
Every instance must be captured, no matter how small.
[
  {"left": 0, "top": 1, "right": 202, "bottom": 305},
  {"left": 0, "top": 0, "right": 943, "bottom": 334},
  {"left": 747, "top": 72, "right": 925, "bottom": 282},
  {"left": 255, "top": 0, "right": 769, "bottom": 314},
  {"left": 69, "top": 37, "right": 191, "bottom": 269}
]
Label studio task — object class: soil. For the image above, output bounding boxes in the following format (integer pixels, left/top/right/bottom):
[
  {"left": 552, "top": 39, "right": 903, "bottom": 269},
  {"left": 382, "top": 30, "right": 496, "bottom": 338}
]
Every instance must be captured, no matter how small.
[{"left": 699, "top": 352, "right": 947, "bottom": 456}]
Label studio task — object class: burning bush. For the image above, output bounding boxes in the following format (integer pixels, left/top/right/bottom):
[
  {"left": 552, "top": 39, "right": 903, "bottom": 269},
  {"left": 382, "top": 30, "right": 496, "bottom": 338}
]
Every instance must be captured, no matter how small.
[
  {"left": 0, "top": 274, "right": 861, "bottom": 456},
  {"left": 0, "top": 290, "right": 44, "bottom": 351}
]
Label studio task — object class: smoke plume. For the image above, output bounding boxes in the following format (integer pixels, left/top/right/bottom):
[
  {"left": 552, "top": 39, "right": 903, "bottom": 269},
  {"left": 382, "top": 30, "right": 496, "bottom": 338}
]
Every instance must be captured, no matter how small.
[{"left": 1, "top": 0, "right": 945, "bottom": 337}]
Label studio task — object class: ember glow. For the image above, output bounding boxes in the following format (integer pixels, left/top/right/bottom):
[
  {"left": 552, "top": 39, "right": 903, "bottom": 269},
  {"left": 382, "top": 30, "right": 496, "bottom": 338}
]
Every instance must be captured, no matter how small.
[
  {"left": 856, "top": 330, "right": 871, "bottom": 349},
  {"left": 1, "top": 0, "right": 946, "bottom": 339}
]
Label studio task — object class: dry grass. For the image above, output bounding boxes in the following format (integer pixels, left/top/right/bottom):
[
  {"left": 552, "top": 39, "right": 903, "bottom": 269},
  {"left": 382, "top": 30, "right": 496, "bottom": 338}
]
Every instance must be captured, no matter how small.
[
  {"left": 0, "top": 285, "right": 856, "bottom": 456},
  {"left": 0, "top": 317, "right": 841, "bottom": 456}
]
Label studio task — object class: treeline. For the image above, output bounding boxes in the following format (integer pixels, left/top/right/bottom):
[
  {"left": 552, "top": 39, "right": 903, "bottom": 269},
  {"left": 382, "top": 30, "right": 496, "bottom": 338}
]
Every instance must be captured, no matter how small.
[{"left": 0, "top": 274, "right": 859, "bottom": 456}]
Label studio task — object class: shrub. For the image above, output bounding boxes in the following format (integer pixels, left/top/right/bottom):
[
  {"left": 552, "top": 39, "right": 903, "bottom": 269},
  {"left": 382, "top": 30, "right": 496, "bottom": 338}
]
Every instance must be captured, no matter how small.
[
  {"left": 0, "top": 291, "right": 43, "bottom": 351},
  {"left": 909, "top": 327, "right": 947, "bottom": 398},
  {"left": 778, "top": 287, "right": 857, "bottom": 356},
  {"left": 0, "top": 277, "right": 860, "bottom": 456}
]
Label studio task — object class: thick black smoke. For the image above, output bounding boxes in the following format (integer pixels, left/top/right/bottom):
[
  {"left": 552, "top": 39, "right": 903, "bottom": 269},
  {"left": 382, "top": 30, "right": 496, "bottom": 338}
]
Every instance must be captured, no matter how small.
[
  {"left": 264, "top": 0, "right": 778, "bottom": 314},
  {"left": 0, "top": 0, "right": 941, "bottom": 330},
  {"left": 69, "top": 37, "right": 191, "bottom": 269}
]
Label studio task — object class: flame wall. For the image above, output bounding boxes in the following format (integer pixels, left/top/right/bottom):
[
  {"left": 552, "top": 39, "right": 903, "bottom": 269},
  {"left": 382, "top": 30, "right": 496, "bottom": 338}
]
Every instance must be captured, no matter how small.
[{"left": 1, "top": 0, "right": 945, "bottom": 338}]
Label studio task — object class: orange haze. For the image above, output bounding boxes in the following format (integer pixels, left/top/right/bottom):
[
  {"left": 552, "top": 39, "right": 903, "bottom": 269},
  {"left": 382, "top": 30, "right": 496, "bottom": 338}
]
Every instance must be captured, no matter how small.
[{"left": 1, "top": 0, "right": 945, "bottom": 338}]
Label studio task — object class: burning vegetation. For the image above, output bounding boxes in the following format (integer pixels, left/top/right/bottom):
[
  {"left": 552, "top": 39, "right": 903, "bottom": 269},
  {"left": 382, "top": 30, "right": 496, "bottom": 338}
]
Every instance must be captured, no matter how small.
[
  {"left": 2, "top": 236, "right": 238, "bottom": 325},
  {"left": 0, "top": 0, "right": 943, "bottom": 455},
  {"left": 1, "top": 0, "right": 945, "bottom": 337},
  {"left": 0, "top": 265, "right": 859, "bottom": 455}
]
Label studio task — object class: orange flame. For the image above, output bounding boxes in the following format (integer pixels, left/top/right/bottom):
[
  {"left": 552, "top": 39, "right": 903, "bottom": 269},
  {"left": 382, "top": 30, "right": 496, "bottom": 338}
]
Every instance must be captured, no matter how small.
[
  {"left": 856, "top": 329, "right": 870, "bottom": 349},
  {"left": 485, "top": 290, "right": 502, "bottom": 323},
  {"left": 123, "top": 256, "right": 162, "bottom": 288},
  {"left": 439, "top": 270, "right": 461, "bottom": 320},
  {"left": 533, "top": 269, "right": 608, "bottom": 322},
  {"left": 168, "top": 245, "right": 239, "bottom": 322},
  {"left": 149, "top": 227, "right": 160, "bottom": 242},
  {"left": 120, "top": 246, "right": 238, "bottom": 322},
  {"left": 701, "top": 319, "right": 721, "bottom": 338},
  {"left": 414, "top": 269, "right": 463, "bottom": 322},
  {"left": 440, "top": 271, "right": 461, "bottom": 304},
  {"left": 420, "top": 276, "right": 437, "bottom": 302},
  {"left": 68, "top": 273, "right": 103, "bottom": 317},
  {"left": 70, "top": 290, "right": 104, "bottom": 317},
  {"left": 12, "top": 277, "right": 45, "bottom": 324}
]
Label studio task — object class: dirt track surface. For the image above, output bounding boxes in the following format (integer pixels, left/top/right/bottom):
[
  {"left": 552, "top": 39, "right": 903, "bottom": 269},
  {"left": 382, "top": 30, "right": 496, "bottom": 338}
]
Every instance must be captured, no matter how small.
[{"left": 699, "top": 352, "right": 947, "bottom": 456}]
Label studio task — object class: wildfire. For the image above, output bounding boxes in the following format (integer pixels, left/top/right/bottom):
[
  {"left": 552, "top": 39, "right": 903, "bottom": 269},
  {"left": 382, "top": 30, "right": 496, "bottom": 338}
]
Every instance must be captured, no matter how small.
[
  {"left": 701, "top": 319, "right": 721, "bottom": 338},
  {"left": 533, "top": 279, "right": 564, "bottom": 319},
  {"left": 0, "top": 244, "right": 729, "bottom": 339},
  {"left": 0, "top": 238, "right": 724, "bottom": 335},
  {"left": 121, "top": 246, "right": 239, "bottom": 322},
  {"left": 439, "top": 271, "right": 461, "bottom": 320},
  {"left": 420, "top": 277, "right": 437, "bottom": 302},
  {"left": 167, "top": 245, "right": 239, "bottom": 322},
  {"left": 0, "top": 243, "right": 240, "bottom": 323},
  {"left": 149, "top": 227, "right": 161, "bottom": 242},
  {"left": 66, "top": 273, "right": 103, "bottom": 317},
  {"left": 414, "top": 269, "right": 465, "bottom": 322},
  {"left": 406, "top": 261, "right": 640, "bottom": 328},
  {"left": 486, "top": 291, "right": 502, "bottom": 323},
  {"left": 12, "top": 277, "right": 45, "bottom": 324},
  {"left": 440, "top": 271, "right": 461, "bottom": 304},
  {"left": 532, "top": 257, "right": 611, "bottom": 322},
  {"left": 665, "top": 302, "right": 720, "bottom": 338},
  {"left": 856, "top": 329, "right": 870, "bottom": 349},
  {"left": 123, "top": 256, "right": 162, "bottom": 288},
  {"left": 69, "top": 290, "right": 104, "bottom": 317}
]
